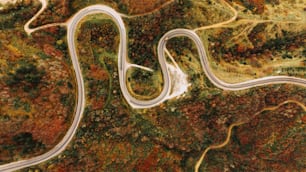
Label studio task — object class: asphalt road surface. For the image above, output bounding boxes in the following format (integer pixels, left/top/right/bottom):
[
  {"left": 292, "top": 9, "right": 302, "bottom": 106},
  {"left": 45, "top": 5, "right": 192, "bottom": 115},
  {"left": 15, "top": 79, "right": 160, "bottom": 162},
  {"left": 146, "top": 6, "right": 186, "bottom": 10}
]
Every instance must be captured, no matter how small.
[{"left": 0, "top": 2, "right": 305, "bottom": 172}]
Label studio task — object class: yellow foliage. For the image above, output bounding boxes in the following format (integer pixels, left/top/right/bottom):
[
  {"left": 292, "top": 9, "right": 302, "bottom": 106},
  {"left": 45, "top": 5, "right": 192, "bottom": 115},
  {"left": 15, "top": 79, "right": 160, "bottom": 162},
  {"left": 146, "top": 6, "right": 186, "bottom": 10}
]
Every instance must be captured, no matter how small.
[{"left": 5, "top": 44, "right": 22, "bottom": 58}]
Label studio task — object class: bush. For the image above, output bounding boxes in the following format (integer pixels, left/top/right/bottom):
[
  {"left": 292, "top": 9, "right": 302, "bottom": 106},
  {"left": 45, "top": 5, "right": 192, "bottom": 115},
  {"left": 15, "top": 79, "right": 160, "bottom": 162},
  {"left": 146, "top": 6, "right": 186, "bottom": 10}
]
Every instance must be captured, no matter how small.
[
  {"left": 12, "top": 132, "right": 44, "bottom": 154},
  {"left": 6, "top": 61, "right": 45, "bottom": 91}
]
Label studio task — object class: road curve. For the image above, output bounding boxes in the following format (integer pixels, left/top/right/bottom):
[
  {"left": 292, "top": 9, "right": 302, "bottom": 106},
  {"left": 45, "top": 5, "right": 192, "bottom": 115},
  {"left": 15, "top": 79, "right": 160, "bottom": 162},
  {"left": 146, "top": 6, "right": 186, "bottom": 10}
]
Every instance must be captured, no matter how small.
[
  {"left": 0, "top": 4, "right": 171, "bottom": 172},
  {"left": 159, "top": 29, "right": 306, "bottom": 90},
  {"left": 1, "top": 2, "right": 305, "bottom": 172},
  {"left": 67, "top": 5, "right": 171, "bottom": 109},
  {"left": 24, "top": 0, "right": 47, "bottom": 34}
]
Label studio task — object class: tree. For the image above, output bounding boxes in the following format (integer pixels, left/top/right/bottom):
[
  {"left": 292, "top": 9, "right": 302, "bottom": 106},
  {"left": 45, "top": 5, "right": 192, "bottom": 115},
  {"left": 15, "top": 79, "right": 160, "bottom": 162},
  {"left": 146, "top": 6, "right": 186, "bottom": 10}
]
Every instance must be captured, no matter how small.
[
  {"left": 6, "top": 60, "right": 45, "bottom": 91},
  {"left": 12, "top": 132, "right": 44, "bottom": 154}
]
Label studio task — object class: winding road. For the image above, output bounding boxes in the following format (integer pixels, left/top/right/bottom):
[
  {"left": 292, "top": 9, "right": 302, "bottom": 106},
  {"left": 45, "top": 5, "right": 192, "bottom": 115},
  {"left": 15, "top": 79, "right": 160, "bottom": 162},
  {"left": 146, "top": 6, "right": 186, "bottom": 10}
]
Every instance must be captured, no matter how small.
[
  {"left": 0, "top": 0, "right": 305, "bottom": 171},
  {"left": 160, "top": 29, "right": 306, "bottom": 90}
]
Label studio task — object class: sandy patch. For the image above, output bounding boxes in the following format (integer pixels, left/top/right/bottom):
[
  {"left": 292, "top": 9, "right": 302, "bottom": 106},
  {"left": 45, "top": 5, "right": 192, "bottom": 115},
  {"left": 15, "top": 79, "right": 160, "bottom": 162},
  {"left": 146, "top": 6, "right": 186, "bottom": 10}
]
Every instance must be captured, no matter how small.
[
  {"left": 0, "top": 0, "right": 18, "bottom": 5},
  {"left": 167, "top": 63, "right": 191, "bottom": 100},
  {"left": 0, "top": 0, "right": 18, "bottom": 10}
]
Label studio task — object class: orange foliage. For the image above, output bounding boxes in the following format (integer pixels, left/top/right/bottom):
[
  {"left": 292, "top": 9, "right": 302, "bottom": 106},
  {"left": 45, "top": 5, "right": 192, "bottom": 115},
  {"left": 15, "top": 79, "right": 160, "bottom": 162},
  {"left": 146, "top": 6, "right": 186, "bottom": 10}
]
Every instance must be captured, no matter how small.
[
  {"left": 91, "top": 97, "right": 105, "bottom": 110},
  {"left": 233, "top": 0, "right": 266, "bottom": 13},
  {"left": 22, "top": 117, "right": 66, "bottom": 145},
  {"left": 236, "top": 44, "right": 247, "bottom": 53},
  {"left": 122, "top": 0, "right": 170, "bottom": 14},
  {"left": 89, "top": 64, "right": 109, "bottom": 81},
  {"left": 301, "top": 115, "right": 306, "bottom": 124},
  {"left": 180, "top": 102, "right": 206, "bottom": 126},
  {"left": 43, "top": 44, "right": 63, "bottom": 59},
  {"left": 136, "top": 146, "right": 159, "bottom": 172},
  {"left": 247, "top": 0, "right": 265, "bottom": 13}
]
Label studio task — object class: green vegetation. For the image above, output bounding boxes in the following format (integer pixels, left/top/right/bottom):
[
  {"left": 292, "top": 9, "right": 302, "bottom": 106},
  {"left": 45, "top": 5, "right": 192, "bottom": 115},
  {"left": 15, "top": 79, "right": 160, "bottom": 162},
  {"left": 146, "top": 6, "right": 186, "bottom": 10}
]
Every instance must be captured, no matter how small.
[
  {"left": 0, "top": 2, "right": 38, "bottom": 29},
  {"left": 0, "top": 1, "right": 77, "bottom": 166},
  {"left": 5, "top": 60, "right": 45, "bottom": 91},
  {"left": 282, "top": 53, "right": 292, "bottom": 59},
  {"left": 0, "top": 0, "right": 305, "bottom": 171},
  {"left": 127, "top": 0, "right": 199, "bottom": 70},
  {"left": 128, "top": 68, "right": 160, "bottom": 98},
  {"left": 12, "top": 97, "right": 22, "bottom": 110},
  {"left": 1, "top": 132, "right": 45, "bottom": 157},
  {"left": 60, "top": 94, "right": 71, "bottom": 106},
  {"left": 37, "top": 52, "right": 51, "bottom": 60},
  {"left": 12, "top": 132, "right": 45, "bottom": 155}
]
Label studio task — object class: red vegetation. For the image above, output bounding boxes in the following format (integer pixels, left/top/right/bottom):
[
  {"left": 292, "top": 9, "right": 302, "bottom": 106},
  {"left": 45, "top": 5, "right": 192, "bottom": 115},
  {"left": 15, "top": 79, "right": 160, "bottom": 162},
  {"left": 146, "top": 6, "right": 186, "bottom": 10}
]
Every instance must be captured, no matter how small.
[
  {"left": 122, "top": 0, "right": 170, "bottom": 14},
  {"left": 89, "top": 64, "right": 108, "bottom": 81},
  {"left": 43, "top": 44, "right": 63, "bottom": 59},
  {"left": 21, "top": 117, "right": 66, "bottom": 145},
  {"left": 248, "top": 0, "right": 265, "bottom": 13},
  {"left": 135, "top": 146, "right": 159, "bottom": 172}
]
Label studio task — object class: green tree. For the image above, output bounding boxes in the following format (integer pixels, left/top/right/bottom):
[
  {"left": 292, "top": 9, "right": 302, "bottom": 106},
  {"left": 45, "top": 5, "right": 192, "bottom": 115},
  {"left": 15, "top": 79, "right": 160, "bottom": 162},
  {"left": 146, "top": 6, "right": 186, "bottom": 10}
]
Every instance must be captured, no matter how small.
[
  {"left": 12, "top": 132, "right": 44, "bottom": 154},
  {"left": 6, "top": 60, "right": 45, "bottom": 91}
]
